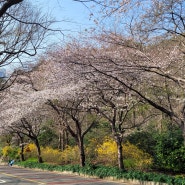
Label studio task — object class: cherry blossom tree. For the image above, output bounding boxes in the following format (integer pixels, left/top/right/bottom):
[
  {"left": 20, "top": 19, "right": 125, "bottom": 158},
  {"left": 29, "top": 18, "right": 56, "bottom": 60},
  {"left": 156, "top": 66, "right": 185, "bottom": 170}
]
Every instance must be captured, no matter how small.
[
  {"left": 3, "top": 128, "right": 26, "bottom": 161},
  {"left": 0, "top": 48, "right": 89, "bottom": 164},
  {"left": 47, "top": 94, "right": 99, "bottom": 167},
  {"left": 88, "top": 80, "right": 155, "bottom": 170},
  {"left": 5, "top": 114, "right": 45, "bottom": 163}
]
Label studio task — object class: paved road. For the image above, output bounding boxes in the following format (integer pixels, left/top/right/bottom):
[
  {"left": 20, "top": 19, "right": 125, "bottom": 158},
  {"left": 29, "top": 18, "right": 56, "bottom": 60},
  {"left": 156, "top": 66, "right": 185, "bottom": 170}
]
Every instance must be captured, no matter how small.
[{"left": 0, "top": 165, "right": 130, "bottom": 185}]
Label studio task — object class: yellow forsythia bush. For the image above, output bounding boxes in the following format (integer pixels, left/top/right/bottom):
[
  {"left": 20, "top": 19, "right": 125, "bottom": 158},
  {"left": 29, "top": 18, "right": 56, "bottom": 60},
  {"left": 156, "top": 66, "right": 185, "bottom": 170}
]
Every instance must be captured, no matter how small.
[
  {"left": 23, "top": 144, "right": 80, "bottom": 164},
  {"left": 2, "top": 146, "right": 20, "bottom": 161},
  {"left": 96, "top": 138, "right": 117, "bottom": 165},
  {"left": 61, "top": 145, "right": 80, "bottom": 165},
  {"left": 96, "top": 138, "right": 153, "bottom": 170},
  {"left": 2, "top": 146, "right": 13, "bottom": 157},
  {"left": 42, "top": 147, "right": 62, "bottom": 164},
  {"left": 24, "top": 143, "right": 38, "bottom": 160},
  {"left": 42, "top": 145, "right": 80, "bottom": 164},
  {"left": 123, "top": 142, "right": 153, "bottom": 170}
]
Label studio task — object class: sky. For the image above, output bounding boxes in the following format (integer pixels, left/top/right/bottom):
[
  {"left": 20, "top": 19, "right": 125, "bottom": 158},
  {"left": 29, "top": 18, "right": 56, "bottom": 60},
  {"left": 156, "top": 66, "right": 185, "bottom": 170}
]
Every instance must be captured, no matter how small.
[{"left": 34, "top": 0, "right": 96, "bottom": 39}]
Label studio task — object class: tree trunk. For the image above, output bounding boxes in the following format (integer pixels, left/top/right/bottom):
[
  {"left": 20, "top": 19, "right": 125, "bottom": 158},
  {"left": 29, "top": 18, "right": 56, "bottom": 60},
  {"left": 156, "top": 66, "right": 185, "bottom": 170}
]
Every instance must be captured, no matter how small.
[
  {"left": 34, "top": 139, "right": 43, "bottom": 163},
  {"left": 181, "top": 122, "right": 185, "bottom": 145},
  {"left": 19, "top": 136, "right": 25, "bottom": 161},
  {"left": 58, "top": 131, "right": 62, "bottom": 150},
  {"left": 111, "top": 109, "right": 125, "bottom": 171},
  {"left": 65, "top": 130, "right": 69, "bottom": 146},
  {"left": 20, "top": 144, "right": 25, "bottom": 161},
  {"left": 116, "top": 138, "right": 125, "bottom": 171},
  {"left": 58, "top": 129, "right": 69, "bottom": 151},
  {"left": 63, "top": 129, "right": 69, "bottom": 151},
  {"left": 78, "top": 137, "right": 86, "bottom": 167}
]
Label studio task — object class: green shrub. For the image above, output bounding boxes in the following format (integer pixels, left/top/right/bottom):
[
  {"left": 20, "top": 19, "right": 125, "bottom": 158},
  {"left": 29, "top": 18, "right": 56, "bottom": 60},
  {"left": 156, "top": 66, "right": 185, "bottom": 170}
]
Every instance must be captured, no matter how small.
[
  {"left": 127, "top": 126, "right": 185, "bottom": 172},
  {"left": 124, "top": 158, "right": 135, "bottom": 169},
  {"left": 154, "top": 129, "right": 185, "bottom": 172}
]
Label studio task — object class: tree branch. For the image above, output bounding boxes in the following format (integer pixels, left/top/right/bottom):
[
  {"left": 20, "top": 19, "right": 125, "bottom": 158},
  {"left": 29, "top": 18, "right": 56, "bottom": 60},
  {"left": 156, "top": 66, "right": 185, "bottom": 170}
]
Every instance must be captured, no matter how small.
[{"left": 0, "top": 0, "right": 23, "bottom": 18}]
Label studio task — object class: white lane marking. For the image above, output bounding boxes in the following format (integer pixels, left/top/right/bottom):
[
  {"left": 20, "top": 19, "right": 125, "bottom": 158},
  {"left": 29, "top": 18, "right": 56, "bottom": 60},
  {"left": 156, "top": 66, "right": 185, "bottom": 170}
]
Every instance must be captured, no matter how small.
[
  {"left": 0, "top": 179, "right": 6, "bottom": 183},
  {"left": 1, "top": 173, "right": 45, "bottom": 184}
]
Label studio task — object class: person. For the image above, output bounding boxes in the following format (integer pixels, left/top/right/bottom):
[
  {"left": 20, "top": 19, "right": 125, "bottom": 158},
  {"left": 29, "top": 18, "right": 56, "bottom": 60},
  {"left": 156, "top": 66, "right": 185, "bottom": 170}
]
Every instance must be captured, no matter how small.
[{"left": 9, "top": 159, "right": 15, "bottom": 166}]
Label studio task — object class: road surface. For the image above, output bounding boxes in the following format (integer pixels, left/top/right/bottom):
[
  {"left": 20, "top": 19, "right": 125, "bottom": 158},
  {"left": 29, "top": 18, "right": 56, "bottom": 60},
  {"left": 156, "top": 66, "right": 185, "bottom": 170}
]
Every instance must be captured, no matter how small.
[{"left": 0, "top": 164, "right": 131, "bottom": 184}]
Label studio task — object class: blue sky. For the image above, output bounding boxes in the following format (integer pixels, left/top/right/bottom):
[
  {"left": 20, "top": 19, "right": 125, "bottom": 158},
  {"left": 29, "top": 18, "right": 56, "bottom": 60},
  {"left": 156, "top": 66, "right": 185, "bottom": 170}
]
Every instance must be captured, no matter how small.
[{"left": 34, "top": 0, "right": 95, "bottom": 36}]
